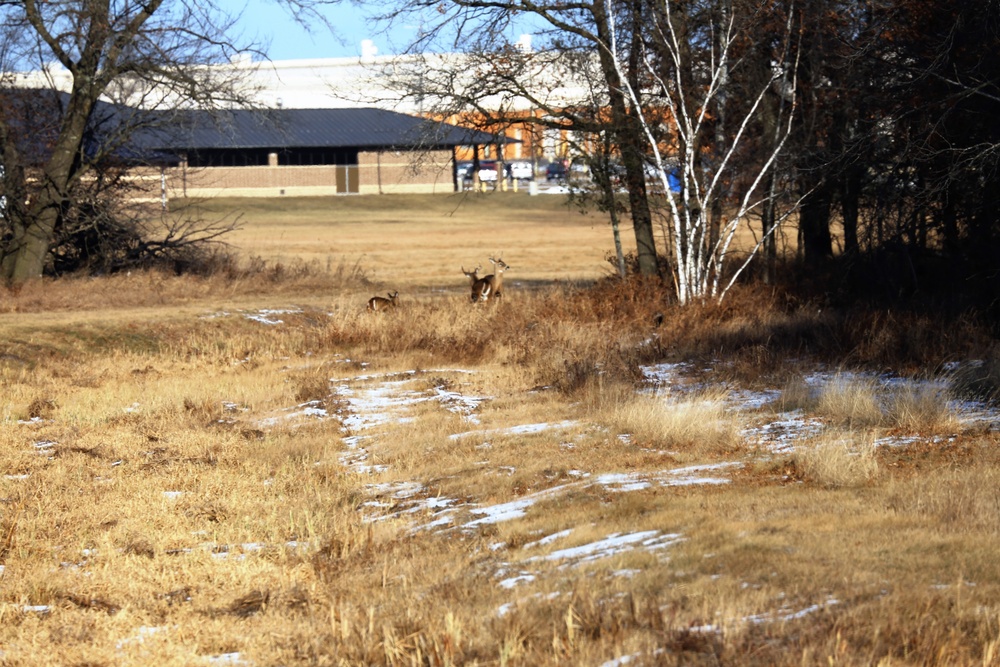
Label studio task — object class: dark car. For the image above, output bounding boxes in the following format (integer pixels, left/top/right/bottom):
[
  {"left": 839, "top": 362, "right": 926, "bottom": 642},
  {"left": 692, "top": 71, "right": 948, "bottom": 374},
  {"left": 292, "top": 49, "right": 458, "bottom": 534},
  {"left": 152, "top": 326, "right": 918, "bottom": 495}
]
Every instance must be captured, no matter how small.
[
  {"left": 456, "top": 161, "right": 474, "bottom": 181},
  {"left": 545, "top": 162, "right": 568, "bottom": 182}
]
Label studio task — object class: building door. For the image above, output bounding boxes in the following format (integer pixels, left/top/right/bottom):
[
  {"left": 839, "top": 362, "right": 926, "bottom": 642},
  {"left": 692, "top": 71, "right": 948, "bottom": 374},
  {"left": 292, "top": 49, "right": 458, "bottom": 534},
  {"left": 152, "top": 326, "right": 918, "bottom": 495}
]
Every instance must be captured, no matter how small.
[{"left": 336, "top": 165, "right": 359, "bottom": 194}]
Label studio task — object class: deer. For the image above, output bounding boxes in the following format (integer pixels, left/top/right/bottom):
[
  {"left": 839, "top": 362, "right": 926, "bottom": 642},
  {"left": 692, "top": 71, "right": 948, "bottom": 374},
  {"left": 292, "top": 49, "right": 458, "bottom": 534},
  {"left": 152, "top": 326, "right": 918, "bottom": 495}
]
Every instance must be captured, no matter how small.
[
  {"left": 470, "top": 257, "right": 509, "bottom": 303},
  {"left": 366, "top": 290, "right": 398, "bottom": 312},
  {"left": 461, "top": 265, "right": 482, "bottom": 285}
]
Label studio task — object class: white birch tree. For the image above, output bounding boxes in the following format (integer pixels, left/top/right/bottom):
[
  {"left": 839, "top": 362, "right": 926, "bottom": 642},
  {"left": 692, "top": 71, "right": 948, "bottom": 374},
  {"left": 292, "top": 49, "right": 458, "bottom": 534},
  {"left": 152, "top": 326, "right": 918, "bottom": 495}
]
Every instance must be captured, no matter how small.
[{"left": 606, "top": 0, "right": 801, "bottom": 304}]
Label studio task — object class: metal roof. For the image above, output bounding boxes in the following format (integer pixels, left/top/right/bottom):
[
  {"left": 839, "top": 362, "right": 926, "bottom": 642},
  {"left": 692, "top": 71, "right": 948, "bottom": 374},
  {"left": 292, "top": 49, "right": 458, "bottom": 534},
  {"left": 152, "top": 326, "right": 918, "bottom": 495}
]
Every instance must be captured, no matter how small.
[
  {"left": 142, "top": 107, "right": 498, "bottom": 152},
  {"left": 2, "top": 88, "right": 501, "bottom": 166}
]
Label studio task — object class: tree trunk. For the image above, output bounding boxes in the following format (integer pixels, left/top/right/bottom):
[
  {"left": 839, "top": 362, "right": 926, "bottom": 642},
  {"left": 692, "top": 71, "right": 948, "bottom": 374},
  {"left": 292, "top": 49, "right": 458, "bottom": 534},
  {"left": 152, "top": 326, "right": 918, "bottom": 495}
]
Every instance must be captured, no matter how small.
[
  {"left": 4, "top": 89, "right": 95, "bottom": 282},
  {"left": 840, "top": 165, "right": 861, "bottom": 256},
  {"left": 799, "top": 178, "right": 833, "bottom": 266},
  {"left": 593, "top": 0, "right": 659, "bottom": 277},
  {"left": 761, "top": 171, "right": 777, "bottom": 284}
]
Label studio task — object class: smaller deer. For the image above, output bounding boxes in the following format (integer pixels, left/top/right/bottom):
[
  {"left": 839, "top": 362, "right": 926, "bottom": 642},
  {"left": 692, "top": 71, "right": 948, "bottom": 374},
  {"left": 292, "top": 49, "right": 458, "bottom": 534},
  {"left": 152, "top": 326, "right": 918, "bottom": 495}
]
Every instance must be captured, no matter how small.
[
  {"left": 367, "top": 290, "right": 399, "bottom": 312},
  {"left": 461, "top": 265, "right": 482, "bottom": 285},
  {"left": 471, "top": 257, "right": 510, "bottom": 303}
]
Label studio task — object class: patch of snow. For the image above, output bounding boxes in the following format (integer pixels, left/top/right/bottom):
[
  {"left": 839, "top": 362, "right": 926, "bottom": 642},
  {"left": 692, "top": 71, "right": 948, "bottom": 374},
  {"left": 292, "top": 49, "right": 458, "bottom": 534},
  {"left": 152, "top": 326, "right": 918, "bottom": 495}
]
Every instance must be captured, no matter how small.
[
  {"left": 465, "top": 484, "right": 573, "bottom": 528},
  {"left": 498, "top": 574, "right": 536, "bottom": 589},
  {"left": 434, "top": 386, "right": 490, "bottom": 421},
  {"left": 523, "top": 528, "right": 575, "bottom": 550},
  {"left": 257, "top": 400, "right": 329, "bottom": 428},
  {"left": 366, "top": 481, "right": 424, "bottom": 499},
  {"left": 532, "top": 531, "right": 684, "bottom": 565},
  {"left": 641, "top": 362, "right": 695, "bottom": 386},
  {"left": 952, "top": 399, "right": 1000, "bottom": 429},
  {"left": 32, "top": 440, "right": 56, "bottom": 454},
  {"left": 243, "top": 307, "right": 302, "bottom": 325},
  {"left": 595, "top": 474, "right": 652, "bottom": 492},
  {"left": 115, "top": 625, "right": 168, "bottom": 650},
  {"left": 595, "top": 462, "right": 738, "bottom": 492},
  {"left": 450, "top": 420, "right": 581, "bottom": 441},
  {"left": 613, "top": 569, "right": 642, "bottom": 578},
  {"left": 688, "top": 597, "right": 840, "bottom": 634},
  {"left": 742, "top": 411, "right": 826, "bottom": 453},
  {"left": 17, "top": 416, "right": 46, "bottom": 425},
  {"left": 21, "top": 605, "right": 50, "bottom": 615},
  {"left": 744, "top": 597, "right": 840, "bottom": 625},
  {"left": 205, "top": 653, "right": 249, "bottom": 665},
  {"left": 727, "top": 389, "right": 782, "bottom": 411}
]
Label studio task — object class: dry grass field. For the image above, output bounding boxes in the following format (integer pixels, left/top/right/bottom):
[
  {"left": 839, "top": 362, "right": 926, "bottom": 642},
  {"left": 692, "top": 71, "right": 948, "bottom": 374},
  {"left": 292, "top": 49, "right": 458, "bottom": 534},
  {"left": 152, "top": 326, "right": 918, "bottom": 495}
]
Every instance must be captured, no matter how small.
[
  {"left": 175, "top": 192, "right": 630, "bottom": 291},
  {"left": 2, "top": 192, "right": 1000, "bottom": 666}
]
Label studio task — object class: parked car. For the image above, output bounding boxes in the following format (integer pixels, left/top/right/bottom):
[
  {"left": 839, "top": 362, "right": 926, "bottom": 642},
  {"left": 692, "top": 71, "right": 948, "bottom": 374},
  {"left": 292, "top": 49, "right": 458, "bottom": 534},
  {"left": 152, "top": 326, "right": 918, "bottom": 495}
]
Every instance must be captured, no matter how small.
[
  {"left": 456, "top": 161, "right": 474, "bottom": 181},
  {"left": 477, "top": 161, "right": 498, "bottom": 182},
  {"left": 545, "top": 162, "right": 568, "bottom": 182},
  {"left": 506, "top": 161, "right": 534, "bottom": 181},
  {"left": 462, "top": 160, "right": 498, "bottom": 183}
]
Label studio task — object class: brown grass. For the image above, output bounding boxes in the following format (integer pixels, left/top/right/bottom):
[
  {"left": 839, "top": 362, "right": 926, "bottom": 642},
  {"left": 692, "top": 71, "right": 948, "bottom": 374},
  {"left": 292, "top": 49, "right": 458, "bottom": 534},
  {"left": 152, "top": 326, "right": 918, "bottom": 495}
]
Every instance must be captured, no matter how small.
[
  {"left": 174, "top": 192, "right": 624, "bottom": 290},
  {"left": 793, "top": 432, "right": 882, "bottom": 488},
  {"left": 602, "top": 389, "right": 741, "bottom": 458},
  {"left": 2, "top": 195, "right": 1000, "bottom": 665}
]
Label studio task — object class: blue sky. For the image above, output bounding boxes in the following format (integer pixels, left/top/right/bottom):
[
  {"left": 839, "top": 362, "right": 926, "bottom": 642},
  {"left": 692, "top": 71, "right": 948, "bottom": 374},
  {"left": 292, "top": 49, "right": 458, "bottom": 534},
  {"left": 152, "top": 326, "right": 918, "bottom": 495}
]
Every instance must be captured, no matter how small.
[
  {"left": 224, "top": 0, "right": 413, "bottom": 60},
  {"left": 219, "top": 0, "right": 541, "bottom": 61}
]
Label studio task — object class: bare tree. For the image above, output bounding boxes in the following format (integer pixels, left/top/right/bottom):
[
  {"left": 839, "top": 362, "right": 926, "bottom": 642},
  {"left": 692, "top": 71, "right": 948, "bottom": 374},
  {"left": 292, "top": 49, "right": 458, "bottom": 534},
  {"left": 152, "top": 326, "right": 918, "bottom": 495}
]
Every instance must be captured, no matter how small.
[
  {"left": 373, "top": 0, "right": 663, "bottom": 277},
  {"left": 609, "top": 0, "right": 801, "bottom": 304},
  {"left": 0, "top": 0, "right": 322, "bottom": 284}
]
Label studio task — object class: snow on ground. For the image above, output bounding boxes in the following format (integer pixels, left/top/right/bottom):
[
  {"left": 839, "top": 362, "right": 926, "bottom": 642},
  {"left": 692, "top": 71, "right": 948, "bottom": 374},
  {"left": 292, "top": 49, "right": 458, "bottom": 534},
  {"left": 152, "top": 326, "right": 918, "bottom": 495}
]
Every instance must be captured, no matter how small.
[
  {"left": 201, "top": 307, "right": 303, "bottom": 326},
  {"left": 449, "top": 419, "right": 581, "bottom": 442},
  {"left": 640, "top": 362, "right": 1000, "bottom": 453},
  {"left": 329, "top": 369, "right": 490, "bottom": 476},
  {"left": 17, "top": 311, "right": 1000, "bottom": 661},
  {"left": 318, "top": 360, "right": 1000, "bottom": 609},
  {"left": 42, "top": 350, "right": 982, "bottom": 656},
  {"left": 594, "top": 462, "right": 738, "bottom": 492}
]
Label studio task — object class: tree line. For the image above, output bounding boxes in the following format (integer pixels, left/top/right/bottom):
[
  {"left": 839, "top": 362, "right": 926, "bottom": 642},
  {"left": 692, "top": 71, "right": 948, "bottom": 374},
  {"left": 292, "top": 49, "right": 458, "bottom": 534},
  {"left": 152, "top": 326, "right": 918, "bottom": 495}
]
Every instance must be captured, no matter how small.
[{"left": 380, "top": 0, "right": 1000, "bottom": 309}]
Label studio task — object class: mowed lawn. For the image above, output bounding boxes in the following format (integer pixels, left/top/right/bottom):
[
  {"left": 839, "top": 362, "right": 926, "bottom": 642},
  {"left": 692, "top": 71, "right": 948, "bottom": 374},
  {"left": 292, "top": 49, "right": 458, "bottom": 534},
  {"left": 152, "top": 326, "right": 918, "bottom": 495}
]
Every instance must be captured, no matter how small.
[{"left": 177, "top": 192, "right": 630, "bottom": 292}]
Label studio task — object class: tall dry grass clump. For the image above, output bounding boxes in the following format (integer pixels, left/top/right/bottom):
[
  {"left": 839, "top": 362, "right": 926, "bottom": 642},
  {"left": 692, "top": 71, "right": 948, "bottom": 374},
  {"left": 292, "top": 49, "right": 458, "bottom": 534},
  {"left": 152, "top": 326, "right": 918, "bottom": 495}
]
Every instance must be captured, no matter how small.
[
  {"left": 601, "top": 389, "right": 740, "bottom": 456},
  {"left": 887, "top": 381, "right": 958, "bottom": 432},
  {"left": 793, "top": 433, "right": 881, "bottom": 488},
  {"left": 776, "top": 373, "right": 958, "bottom": 436},
  {"left": 774, "top": 375, "right": 818, "bottom": 413},
  {"left": 814, "top": 374, "right": 885, "bottom": 427},
  {"left": 948, "top": 352, "right": 1000, "bottom": 405}
]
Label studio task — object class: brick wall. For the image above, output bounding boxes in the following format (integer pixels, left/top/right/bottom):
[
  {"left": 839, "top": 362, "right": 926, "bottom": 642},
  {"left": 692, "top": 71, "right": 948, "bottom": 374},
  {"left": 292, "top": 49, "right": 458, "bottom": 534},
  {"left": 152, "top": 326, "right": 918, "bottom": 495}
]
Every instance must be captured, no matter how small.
[
  {"left": 357, "top": 150, "right": 456, "bottom": 195},
  {"left": 157, "top": 149, "right": 458, "bottom": 198}
]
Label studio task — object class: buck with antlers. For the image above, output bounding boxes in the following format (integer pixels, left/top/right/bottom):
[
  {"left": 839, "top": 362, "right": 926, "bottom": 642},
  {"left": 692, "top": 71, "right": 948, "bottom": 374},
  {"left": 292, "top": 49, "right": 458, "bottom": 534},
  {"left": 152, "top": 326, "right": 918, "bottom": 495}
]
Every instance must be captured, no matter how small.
[
  {"left": 366, "top": 290, "right": 398, "bottom": 312},
  {"left": 470, "top": 257, "right": 509, "bottom": 303},
  {"left": 461, "top": 265, "right": 481, "bottom": 285}
]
